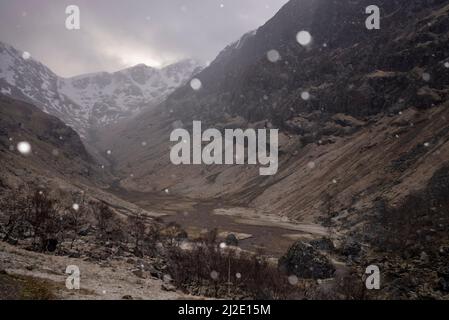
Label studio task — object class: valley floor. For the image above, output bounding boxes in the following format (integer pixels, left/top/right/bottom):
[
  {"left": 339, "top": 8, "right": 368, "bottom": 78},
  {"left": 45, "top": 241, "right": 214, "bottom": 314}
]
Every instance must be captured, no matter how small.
[{"left": 110, "top": 186, "right": 328, "bottom": 257}]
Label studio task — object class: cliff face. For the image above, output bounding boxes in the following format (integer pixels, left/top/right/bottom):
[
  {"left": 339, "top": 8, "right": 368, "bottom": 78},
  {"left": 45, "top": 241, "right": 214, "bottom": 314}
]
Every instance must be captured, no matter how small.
[{"left": 163, "top": 0, "right": 449, "bottom": 125}]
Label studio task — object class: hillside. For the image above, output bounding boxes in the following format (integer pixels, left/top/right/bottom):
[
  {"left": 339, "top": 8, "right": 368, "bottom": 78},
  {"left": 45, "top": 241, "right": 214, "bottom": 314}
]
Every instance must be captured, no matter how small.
[{"left": 97, "top": 0, "right": 449, "bottom": 221}]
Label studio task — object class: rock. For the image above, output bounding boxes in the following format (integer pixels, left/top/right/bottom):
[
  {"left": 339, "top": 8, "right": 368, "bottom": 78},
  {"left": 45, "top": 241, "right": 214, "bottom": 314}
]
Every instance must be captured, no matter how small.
[
  {"left": 438, "top": 268, "right": 449, "bottom": 293},
  {"left": 7, "top": 237, "right": 18, "bottom": 246},
  {"left": 278, "top": 241, "right": 335, "bottom": 279},
  {"left": 132, "top": 269, "right": 146, "bottom": 279},
  {"left": 78, "top": 226, "right": 90, "bottom": 237},
  {"left": 341, "top": 239, "right": 361, "bottom": 258},
  {"left": 45, "top": 239, "right": 58, "bottom": 252},
  {"left": 148, "top": 266, "right": 162, "bottom": 279},
  {"left": 309, "top": 238, "right": 335, "bottom": 251},
  {"left": 420, "top": 251, "right": 429, "bottom": 264},
  {"left": 176, "top": 230, "right": 188, "bottom": 241},
  {"left": 68, "top": 251, "right": 81, "bottom": 258},
  {"left": 161, "top": 283, "right": 176, "bottom": 292},
  {"left": 225, "top": 234, "right": 239, "bottom": 246},
  {"left": 122, "top": 295, "right": 133, "bottom": 300},
  {"left": 162, "top": 274, "right": 173, "bottom": 284}
]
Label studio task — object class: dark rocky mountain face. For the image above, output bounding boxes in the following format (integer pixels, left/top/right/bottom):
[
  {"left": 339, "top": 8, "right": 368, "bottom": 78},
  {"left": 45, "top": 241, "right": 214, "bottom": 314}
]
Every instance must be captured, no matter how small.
[
  {"left": 0, "top": 94, "right": 109, "bottom": 190},
  {"left": 163, "top": 0, "right": 449, "bottom": 131}
]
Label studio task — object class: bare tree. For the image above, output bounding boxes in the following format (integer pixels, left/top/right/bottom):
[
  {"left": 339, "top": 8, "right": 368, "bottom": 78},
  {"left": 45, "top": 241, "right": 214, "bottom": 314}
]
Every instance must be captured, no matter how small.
[
  {"left": 24, "top": 190, "right": 63, "bottom": 251},
  {"left": 65, "top": 192, "right": 87, "bottom": 249},
  {"left": 0, "top": 188, "right": 27, "bottom": 242},
  {"left": 127, "top": 210, "right": 146, "bottom": 256},
  {"left": 92, "top": 202, "right": 114, "bottom": 240}
]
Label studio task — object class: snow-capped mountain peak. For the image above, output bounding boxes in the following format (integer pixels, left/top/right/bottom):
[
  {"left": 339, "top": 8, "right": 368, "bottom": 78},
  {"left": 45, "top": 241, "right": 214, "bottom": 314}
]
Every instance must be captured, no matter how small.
[{"left": 0, "top": 41, "right": 202, "bottom": 139}]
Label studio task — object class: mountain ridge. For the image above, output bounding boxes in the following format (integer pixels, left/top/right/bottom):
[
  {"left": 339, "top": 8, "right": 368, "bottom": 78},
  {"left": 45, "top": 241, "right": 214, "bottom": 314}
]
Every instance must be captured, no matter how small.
[{"left": 0, "top": 41, "right": 202, "bottom": 139}]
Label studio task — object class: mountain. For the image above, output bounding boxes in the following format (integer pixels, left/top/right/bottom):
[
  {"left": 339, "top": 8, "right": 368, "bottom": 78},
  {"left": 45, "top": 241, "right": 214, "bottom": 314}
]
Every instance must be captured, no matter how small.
[
  {"left": 0, "top": 41, "right": 202, "bottom": 139},
  {"left": 0, "top": 93, "right": 105, "bottom": 189},
  {"left": 0, "top": 93, "right": 153, "bottom": 217},
  {"left": 91, "top": 0, "right": 449, "bottom": 297},
  {"left": 99, "top": 0, "right": 449, "bottom": 217},
  {"left": 58, "top": 59, "right": 202, "bottom": 133}
]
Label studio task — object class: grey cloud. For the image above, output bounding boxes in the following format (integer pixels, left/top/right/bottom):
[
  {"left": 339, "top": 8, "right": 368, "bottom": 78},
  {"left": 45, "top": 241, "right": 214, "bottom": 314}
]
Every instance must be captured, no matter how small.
[{"left": 0, "top": 0, "right": 288, "bottom": 77}]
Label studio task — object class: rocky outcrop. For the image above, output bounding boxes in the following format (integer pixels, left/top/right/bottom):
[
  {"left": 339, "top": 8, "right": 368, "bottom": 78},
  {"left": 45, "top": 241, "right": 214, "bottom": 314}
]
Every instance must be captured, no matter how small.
[{"left": 278, "top": 241, "right": 335, "bottom": 279}]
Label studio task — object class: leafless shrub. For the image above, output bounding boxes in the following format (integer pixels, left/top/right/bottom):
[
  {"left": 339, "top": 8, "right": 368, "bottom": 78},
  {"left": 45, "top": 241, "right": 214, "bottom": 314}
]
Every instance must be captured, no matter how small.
[
  {"left": 63, "top": 192, "right": 88, "bottom": 249},
  {"left": 166, "top": 239, "right": 305, "bottom": 299},
  {"left": 23, "top": 189, "right": 64, "bottom": 251},
  {"left": 127, "top": 210, "right": 146, "bottom": 256},
  {"left": 0, "top": 187, "right": 28, "bottom": 242},
  {"left": 161, "top": 221, "right": 188, "bottom": 247},
  {"left": 91, "top": 202, "right": 114, "bottom": 240}
]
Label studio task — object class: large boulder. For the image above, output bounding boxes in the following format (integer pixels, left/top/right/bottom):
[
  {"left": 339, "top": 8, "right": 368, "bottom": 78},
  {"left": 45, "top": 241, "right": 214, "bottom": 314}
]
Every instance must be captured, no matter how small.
[
  {"left": 341, "top": 238, "right": 362, "bottom": 258},
  {"left": 278, "top": 241, "right": 335, "bottom": 279},
  {"left": 225, "top": 234, "right": 239, "bottom": 246}
]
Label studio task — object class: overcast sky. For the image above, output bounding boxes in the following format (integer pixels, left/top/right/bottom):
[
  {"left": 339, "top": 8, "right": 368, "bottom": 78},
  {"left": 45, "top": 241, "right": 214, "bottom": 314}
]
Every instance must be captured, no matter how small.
[{"left": 0, "top": 0, "right": 288, "bottom": 77}]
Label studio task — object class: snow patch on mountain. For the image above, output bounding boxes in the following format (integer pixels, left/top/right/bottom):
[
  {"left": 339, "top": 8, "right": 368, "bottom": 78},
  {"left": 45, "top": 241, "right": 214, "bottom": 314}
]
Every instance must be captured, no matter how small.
[{"left": 0, "top": 41, "right": 202, "bottom": 139}]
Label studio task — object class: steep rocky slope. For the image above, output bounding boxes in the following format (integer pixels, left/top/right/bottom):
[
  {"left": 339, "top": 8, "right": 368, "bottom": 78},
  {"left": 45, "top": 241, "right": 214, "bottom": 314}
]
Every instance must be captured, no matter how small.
[
  {"left": 98, "top": 0, "right": 449, "bottom": 225},
  {"left": 0, "top": 94, "right": 153, "bottom": 218}
]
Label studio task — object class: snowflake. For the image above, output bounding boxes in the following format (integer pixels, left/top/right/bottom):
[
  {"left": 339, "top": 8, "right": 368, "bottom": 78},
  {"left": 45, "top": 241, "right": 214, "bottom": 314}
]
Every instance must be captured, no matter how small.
[
  {"left": 106, "top": 150, "right": 112, "bottom": 155},
  {"left": 301, "top": 91, "right": 310, "bottom": 101},
  {"left": 422, "top": 73, "right": 431, "bottom": 82},
  {"left": 190, "top": 78, "right": 202, "bottom": 91},
  {"left": 17, "top": 141, "right": 31, "bottom": 155},
  {"left": 296, "top": 31, "right": 312, "bottom": 46},
  {"left": 267, "top": 50, "right": 280, "bottom": 63},
  {"left": 307, "top": 161, "right": 316, "bottom": 169},
  {"left": 219, "top": 242, "right": 227, "bottom": 249},
  {"left": 72, "top": 203, "right": 80, "bottom": 211},
  {"left": 22, "top": 51, "right": 31, "bottom": 60},
  {"left": 288, "top": 275, "right": 298, "bottom": 285},
  {"left": 445, "top": 62, "right": 449, "bottom": 69},
  {"left": 235, "top": 273, "right": 242, "bottom": 279},
  {"left": 210, "top": 271, "right": 219, "bottom": 280}
]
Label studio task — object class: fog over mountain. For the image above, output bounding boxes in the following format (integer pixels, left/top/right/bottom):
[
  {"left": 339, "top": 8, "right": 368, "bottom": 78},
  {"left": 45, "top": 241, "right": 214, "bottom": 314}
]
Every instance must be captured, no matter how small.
[{"left": 0, "top": 0, "right": 288, "bottom": 76}]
